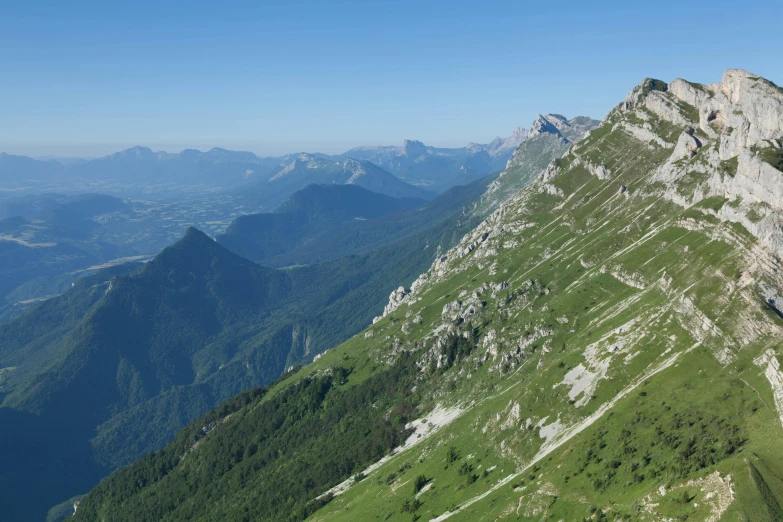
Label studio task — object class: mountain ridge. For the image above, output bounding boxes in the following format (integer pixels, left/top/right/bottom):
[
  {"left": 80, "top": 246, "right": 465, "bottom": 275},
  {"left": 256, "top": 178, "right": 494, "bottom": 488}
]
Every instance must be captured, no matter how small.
[
  {"left": 71, "top": 69, "right": 783, "bottom": 522},
  {"left": 341, "top": 116, "right": 599, "bottom": 192}
]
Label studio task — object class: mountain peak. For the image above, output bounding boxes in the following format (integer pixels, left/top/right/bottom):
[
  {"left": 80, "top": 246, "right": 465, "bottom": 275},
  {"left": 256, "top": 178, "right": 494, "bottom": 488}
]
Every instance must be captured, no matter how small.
[
  {"left": 161, "top": 226, "right": 220, "bottom": 258},
  {"left": 147, "top": 225, "right": 259, "bottom": 280},
  {"left": 529, "top": 114, "right": 564, "bottom": 137},
  {"left": 401, "top": 139, "right": 427, "bottom": 157},
  {"left": 101, "top": 145, "right": 157, "bottom": 162},
  {"left": 182, "top": 226, "right": 212, "bottom": 242},
  {"left": 510, "top": 126, "right": 527, "bottom": 141},
  {"left": 125, "top": 145, "right": 154, "bottom": 156}
]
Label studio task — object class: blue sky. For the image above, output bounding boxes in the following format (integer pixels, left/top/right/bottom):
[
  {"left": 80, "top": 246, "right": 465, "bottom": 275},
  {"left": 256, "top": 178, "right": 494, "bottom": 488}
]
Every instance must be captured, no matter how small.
[{"left": 1, "top": 0, "right": 782, "bottom": 157}]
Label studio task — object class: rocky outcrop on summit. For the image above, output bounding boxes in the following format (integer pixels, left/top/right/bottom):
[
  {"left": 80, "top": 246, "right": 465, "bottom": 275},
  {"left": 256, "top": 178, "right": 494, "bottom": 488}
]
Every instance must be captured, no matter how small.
[
  {"left": 527, "top": 114, "right": 600, "bottom": 143},
  {"left": 670, "top": 128, "right": 703, "bottom": 162},
  {"left": 401, "top": 139, "right": 427, "bottom": 157},
  {"left": 529, "top": 115, "right": 563, "bottom": 137},
  {"left": 585, "top": 69, "right": 783, "bottom": 255}
]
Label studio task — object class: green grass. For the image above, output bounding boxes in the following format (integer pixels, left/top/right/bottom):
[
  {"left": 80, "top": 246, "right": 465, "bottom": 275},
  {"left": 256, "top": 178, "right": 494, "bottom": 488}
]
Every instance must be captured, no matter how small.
[
  {"left": 720, "top": 155, "right": 740, "bottom": 177},
  {"left": 753, "top": 143, "right": 783, "bottom": 172},
  {"left": 674, "top": 99, "right": 701, "bottom": 123},
  {"left": 641, "top": 78, "right": 668, "bottom": 96}
]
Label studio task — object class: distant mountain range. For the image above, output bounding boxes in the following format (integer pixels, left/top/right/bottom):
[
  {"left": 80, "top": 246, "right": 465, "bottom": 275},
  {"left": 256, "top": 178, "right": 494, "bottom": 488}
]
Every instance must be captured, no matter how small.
[
  {"left": 244, "top": 154, "right": 433, "bottom": 206},
  {"left": 0, "top": 119, "right": 598, "bottom": 202},
  {"left": 0, "top": 115, "right": 598, "bottom": 324},
  {"left": 339, "top": 115, "right": 599, "bottom": 191}
]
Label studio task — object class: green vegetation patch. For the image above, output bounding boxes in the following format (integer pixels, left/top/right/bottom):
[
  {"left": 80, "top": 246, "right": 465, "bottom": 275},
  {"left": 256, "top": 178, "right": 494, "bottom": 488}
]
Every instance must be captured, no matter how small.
[
  {"left": 676, "top": 170, "right": 711, "bottom": 197},
  {"left": 747, "top": 459, "right": 783, "bottom": 521},
  {"left": 695, "top": 196, "right": 728, "bottom": 212},
  {"left": 720, "top": 155, "right": 740, "bottom": 177},
  {"left": 752, "top": 142, "right": 783, "bottom": 172},
  {"left": 642, "top": 78, "right": 668, "bottom": 96},
  {"left": 674, "top": 99, "right": 700, "bottom": 123}
]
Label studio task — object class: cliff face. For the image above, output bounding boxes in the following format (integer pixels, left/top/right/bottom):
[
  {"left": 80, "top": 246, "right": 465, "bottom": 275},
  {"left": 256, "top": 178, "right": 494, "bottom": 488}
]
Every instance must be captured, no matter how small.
[{"left": 613, "top": 70, "right": 783, "bottom": 255}]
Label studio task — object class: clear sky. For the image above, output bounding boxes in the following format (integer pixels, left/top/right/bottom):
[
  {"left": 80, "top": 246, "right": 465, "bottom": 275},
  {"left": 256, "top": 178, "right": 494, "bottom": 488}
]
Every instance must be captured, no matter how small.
[{"left": 1, "top": 0, "right": 782, "bottom": 158}]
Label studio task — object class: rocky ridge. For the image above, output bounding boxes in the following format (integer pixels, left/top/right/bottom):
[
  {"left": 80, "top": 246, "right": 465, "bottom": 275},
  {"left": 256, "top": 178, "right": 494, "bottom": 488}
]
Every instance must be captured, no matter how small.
[{"left": 331, "top": 69, "right": 783, "bottom": 520}]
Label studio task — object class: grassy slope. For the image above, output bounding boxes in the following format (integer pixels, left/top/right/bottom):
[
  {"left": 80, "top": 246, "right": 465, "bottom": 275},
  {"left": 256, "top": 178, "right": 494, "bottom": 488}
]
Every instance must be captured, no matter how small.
[
  {"left": 303, "top": 99, "right": 783, "bottom": 522},
  {"left": 73, "top": 86, "right": 783, "bottom": 522}
]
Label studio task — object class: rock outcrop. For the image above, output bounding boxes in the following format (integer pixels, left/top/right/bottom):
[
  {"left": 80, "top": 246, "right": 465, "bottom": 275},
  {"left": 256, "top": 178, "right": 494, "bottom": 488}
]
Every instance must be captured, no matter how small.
[
  {"left": 610, "top": 69, "right": 783, "bottom": 256},
  {"left": 373, "top": 286, "right": 411, "bottom": 323}
]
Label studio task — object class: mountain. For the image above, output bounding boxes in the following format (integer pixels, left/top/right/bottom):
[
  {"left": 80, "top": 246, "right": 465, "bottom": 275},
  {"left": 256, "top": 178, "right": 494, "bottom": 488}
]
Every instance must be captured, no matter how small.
[
  {"left": 343, "top": 136, "right": 513, "bottom": 193},
  {"left": 342, "top": 117, "right": 599, "bottom": 193},
  {"left": 0, "top": 100, "right": 595, "bottom": 520},
  {"left": 62, "top": 146, "right": 287, "bottom": 187},
  {"left": 0, "top": 147, "right": 300, "bottom": 200},
  {"left": 0, "top": 183, "right": 424, "bottom": 318},
  {"left": 220, "top": 117, "right": 602, "bottom": 269},
  {"left": 1, "top": 146, "right": 434, "bottom": 210},
  {"left": 470, "top": 126, "right": 530, "bottom": 157},
  {"left": 527, "top": 113, "right": 600, "bottom": 142},
  {"left": 73, "top": 70, "right": 783, "bottom": 522},
  {"left": 476, "top": 113, "right": 599, "bottom": 215},
  {"left": 257, "top": 154, "right": 434, "bottom": 203},
  {"left": 217, "top": 184, "right": 425, "bottom": 263},
  {"left": 0, "top": 183, "right": 487, "bottom": 521},
  {"left": 0, "top": 121, "right": 591, "bottom": 205},
  {"left": 0, "top": 153, "right": 64, "bottom": 183}
]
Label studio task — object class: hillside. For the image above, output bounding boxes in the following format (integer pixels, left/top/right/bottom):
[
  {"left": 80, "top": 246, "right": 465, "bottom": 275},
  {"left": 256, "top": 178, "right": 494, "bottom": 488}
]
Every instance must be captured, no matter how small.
[
  {"left": 476, "top": 113, "right": 598, "bottom": 215},
  {"left": 217, "top": 184, "right": 425, "bottom": 262},
  {"left": 0, "top": 98, "right": 594, "bottom": 521},
  {"left": 0, "top": 180, "right": 489, "bottom": 521},
  {"left": 219, "top": 179, "right": 486, "bottom": 267},
  {"left": 73, "top": 70, "right": 783, "bottom": 522}
]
